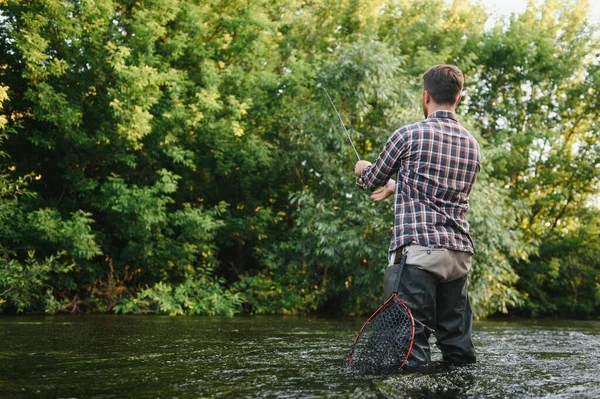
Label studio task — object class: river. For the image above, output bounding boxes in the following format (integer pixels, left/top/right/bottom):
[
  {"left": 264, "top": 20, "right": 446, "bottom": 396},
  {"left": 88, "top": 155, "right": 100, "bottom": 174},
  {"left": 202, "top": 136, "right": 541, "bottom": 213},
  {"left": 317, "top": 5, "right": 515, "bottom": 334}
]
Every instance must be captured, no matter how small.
[{"left": 1, "top": 316, "right": 599, "bottom": 398}]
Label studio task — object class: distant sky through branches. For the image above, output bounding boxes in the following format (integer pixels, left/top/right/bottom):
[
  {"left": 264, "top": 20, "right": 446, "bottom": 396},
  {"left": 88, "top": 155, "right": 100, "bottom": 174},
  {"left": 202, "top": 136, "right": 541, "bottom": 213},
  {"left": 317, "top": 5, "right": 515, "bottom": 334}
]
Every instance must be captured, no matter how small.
[{"left": 480, "top": 0, "right": 600, "bottom": 25}]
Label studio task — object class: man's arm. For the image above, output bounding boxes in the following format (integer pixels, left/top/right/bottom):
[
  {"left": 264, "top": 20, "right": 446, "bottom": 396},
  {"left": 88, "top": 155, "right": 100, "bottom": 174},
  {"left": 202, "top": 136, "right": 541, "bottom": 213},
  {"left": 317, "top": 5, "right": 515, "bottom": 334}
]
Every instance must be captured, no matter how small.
[
  {"left": 354, "top": 163, "right": 396, "bottom": 201},
  {"left": 354, "top": 128, "right": 408, "bottom": 191}
]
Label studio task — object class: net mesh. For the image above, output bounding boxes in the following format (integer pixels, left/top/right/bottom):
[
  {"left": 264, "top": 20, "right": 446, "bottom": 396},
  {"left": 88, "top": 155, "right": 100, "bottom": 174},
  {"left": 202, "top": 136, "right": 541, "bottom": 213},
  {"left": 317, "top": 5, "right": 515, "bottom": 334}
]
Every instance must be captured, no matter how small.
[{"left": 345, "top": 295, "right": 414, "bottom": 374}]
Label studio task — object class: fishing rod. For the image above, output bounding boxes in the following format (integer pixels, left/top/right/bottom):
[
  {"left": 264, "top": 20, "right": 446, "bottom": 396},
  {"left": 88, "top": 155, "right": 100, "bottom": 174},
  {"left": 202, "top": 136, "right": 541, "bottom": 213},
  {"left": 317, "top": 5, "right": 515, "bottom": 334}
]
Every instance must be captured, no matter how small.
[{"left": 321, "top": 87, "right": 361, "bottom": 161}]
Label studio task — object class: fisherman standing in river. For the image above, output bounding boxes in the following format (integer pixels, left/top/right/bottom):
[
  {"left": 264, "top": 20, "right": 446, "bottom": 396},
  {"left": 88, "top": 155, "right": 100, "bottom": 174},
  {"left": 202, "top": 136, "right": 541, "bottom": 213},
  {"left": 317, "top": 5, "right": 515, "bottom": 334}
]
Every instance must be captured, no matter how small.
[{"left": 354, "top": 64, "right": 481, "bottom": 370}]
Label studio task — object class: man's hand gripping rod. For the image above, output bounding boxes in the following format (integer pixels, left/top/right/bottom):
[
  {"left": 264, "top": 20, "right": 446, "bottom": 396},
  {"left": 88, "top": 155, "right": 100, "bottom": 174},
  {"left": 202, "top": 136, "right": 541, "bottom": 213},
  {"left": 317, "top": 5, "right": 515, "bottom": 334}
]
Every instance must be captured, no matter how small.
[{"left": 321, "top": 87, "right": 361, "bottom": 161}]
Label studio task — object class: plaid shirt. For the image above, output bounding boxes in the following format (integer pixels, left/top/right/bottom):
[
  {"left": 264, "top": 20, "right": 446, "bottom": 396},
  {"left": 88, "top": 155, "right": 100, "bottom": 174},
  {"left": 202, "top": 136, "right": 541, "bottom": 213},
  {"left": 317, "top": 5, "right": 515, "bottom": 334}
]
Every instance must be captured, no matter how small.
[{"left": 358, "top": 110, "right": 481, "bottom": 254}]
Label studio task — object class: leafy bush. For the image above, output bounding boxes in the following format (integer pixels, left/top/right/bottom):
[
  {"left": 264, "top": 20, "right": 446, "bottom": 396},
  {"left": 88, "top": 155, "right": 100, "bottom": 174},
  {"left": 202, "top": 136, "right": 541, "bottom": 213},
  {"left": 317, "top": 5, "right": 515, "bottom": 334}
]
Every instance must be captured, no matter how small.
[
  {"left": 113, "top": 271, "right": 244, "bottom": 316},
  {"left": 0, "top": 251, "right": 72, "bottom": 313}
]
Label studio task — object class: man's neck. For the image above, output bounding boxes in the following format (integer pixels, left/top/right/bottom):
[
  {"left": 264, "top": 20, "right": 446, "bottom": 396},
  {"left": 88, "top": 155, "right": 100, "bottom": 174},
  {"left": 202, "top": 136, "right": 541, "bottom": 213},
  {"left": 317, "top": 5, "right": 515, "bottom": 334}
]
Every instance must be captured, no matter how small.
[{"left": 427, "top": 104, "right": 455, "bottom": 117}]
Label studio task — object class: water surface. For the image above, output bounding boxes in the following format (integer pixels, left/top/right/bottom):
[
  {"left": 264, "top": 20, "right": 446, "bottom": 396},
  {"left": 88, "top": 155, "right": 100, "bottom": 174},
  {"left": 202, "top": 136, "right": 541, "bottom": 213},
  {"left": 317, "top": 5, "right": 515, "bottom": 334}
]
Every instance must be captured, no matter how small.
[{"left": 1, "top": 316, "right": 599, "bottom": 398}]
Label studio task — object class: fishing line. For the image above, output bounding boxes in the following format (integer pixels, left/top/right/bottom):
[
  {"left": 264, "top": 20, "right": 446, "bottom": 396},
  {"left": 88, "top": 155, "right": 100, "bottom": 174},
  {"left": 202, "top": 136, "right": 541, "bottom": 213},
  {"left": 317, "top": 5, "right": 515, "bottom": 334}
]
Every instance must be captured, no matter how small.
[{"left": 321, "top": 87, "right": 361, "bottom": 161}]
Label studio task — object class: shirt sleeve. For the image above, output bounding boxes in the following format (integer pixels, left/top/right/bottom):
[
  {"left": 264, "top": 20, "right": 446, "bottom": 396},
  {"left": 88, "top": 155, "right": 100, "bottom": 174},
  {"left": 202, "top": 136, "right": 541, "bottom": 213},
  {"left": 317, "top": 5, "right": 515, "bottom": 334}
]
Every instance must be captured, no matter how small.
[{"left": 358, "top": 127, "right": 409, "bottom": 191}]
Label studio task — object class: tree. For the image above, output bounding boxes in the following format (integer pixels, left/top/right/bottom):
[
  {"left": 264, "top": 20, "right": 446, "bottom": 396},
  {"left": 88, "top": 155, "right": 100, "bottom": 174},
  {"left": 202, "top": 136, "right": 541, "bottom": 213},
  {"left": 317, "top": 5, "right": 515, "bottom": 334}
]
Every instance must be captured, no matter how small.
[{"left": 0, "top": 0, "right": 597, "bottom": 318}]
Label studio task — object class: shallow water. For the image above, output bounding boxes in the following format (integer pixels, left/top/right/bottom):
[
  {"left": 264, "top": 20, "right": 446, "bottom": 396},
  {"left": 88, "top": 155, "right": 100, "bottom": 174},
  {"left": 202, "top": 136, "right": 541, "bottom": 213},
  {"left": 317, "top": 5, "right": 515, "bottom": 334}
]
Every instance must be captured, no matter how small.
[{"left": 0, "top": 316, "right": 599, "bottom": 398}]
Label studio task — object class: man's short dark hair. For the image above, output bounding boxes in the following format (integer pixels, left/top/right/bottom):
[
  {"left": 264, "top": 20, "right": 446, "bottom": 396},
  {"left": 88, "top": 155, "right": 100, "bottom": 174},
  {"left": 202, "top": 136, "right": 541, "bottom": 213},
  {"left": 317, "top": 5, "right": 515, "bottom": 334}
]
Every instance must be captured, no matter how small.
[{"left": 423, "top": 64, "right": 464, "bottom": 105}]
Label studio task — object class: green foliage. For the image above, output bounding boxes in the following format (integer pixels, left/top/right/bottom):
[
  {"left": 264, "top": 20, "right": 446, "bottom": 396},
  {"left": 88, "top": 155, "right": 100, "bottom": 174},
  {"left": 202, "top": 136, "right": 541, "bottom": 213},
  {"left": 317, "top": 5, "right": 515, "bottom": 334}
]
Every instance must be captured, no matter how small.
[
  {"left": 0, "top": 251, "right": 73, "bottom": 313},
  {"left": 113, "top": 271, "right": 244, "bottom": 316},
  {"left": 466, "top": 0, "right": 600, "bottom": 240},
  {"left": 467, "top": 162, "right": 531, "bottom": 318},
  {"left": 463, "top": 0, "right": 600, "bottom": 317},
  {"left": 515, "top": 208, "right": 600, "bottom": 317},
  {"left": 0, "top": 0, "right": 598, "bottom": 318},
  {"left": 27, "top": 209, "right": 102, "bottom": 260}
]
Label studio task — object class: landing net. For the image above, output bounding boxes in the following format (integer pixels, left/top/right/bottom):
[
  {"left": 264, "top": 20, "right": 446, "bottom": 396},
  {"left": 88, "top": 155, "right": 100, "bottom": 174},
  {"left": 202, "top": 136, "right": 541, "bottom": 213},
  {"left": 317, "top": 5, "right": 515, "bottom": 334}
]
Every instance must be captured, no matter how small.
[{"left": 345, "top": 294, "right": 414, "bottom": 374}]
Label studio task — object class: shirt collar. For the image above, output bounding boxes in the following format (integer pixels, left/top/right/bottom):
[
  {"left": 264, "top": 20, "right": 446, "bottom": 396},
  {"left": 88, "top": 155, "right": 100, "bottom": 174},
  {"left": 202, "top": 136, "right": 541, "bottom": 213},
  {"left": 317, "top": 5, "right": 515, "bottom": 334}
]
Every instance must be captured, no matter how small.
[{"left": 427, "top": 110, "right": 458, "bottom": 122}]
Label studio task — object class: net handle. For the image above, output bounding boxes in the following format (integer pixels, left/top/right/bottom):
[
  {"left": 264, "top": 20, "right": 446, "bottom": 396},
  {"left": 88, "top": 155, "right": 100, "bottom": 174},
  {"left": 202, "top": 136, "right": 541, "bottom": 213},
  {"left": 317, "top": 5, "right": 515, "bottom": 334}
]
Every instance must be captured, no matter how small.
[{"left": 392, "top": 250, "right": 408, "bottom": 294}]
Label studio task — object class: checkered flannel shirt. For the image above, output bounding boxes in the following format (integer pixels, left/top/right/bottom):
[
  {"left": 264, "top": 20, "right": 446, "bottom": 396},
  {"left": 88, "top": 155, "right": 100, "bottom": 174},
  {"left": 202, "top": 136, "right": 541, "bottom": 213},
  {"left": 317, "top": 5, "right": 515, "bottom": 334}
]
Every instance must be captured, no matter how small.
[{"left": 358, "top": 110, "right": 481, "bottom": 254}]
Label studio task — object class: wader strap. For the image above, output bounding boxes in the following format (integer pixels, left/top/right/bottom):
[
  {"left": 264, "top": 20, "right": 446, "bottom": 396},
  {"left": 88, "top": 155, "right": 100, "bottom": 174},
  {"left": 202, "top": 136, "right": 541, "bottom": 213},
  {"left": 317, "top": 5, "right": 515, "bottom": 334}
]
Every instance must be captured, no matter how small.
[{"left": 392, "top": 249, "right": 408, "bottom": 294}]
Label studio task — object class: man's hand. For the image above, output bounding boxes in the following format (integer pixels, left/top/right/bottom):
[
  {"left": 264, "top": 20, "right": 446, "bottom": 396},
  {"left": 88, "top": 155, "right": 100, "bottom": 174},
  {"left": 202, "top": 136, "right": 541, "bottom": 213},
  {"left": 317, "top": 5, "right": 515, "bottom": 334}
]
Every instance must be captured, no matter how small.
[
  {"left": 354, "top": 160, "right": 372, "bottom": 177},
  {"left": 371, "top": 179, "right": 396, "bottom": 202}
]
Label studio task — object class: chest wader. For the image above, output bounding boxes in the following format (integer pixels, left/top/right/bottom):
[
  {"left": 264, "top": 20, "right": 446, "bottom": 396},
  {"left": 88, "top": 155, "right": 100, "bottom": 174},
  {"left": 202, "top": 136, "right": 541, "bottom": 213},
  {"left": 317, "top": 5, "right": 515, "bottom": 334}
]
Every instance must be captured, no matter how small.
[{"left": 384, "top": 247, "right": 476, "bottom": 368}]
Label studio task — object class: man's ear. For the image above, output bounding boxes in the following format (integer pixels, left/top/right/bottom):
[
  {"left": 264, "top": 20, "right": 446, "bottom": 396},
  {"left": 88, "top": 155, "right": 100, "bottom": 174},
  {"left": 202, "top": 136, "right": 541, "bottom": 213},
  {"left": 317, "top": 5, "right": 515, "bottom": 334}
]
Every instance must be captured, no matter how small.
[
  {"left": 455, "top": 93, "right": 462, "bottom": 107},
  {"left": 424, "top": 90, "right": 431, "bottom": 104}
]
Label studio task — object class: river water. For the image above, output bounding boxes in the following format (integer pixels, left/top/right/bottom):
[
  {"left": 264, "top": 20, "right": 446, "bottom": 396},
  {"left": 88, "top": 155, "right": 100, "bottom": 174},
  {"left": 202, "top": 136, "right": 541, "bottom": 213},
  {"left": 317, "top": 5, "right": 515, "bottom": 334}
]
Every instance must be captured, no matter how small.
[{"left": 0, "top": 316, "right": 599, "bottom": 398}]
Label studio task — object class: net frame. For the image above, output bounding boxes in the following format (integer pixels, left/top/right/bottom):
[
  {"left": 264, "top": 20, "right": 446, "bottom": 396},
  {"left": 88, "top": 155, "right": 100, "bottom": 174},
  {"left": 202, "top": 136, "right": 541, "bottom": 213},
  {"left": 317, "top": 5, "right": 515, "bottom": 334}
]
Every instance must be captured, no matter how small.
[{"left": 345, "top": 251, "right": 415, "bottom": 374}]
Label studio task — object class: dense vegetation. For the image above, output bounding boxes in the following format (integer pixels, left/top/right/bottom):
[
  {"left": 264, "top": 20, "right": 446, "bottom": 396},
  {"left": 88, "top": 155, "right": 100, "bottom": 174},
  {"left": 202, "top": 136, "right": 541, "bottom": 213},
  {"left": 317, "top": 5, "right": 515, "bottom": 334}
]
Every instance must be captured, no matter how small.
[{"left": 0, "top": 0, "right": 598, "bottom": 318}]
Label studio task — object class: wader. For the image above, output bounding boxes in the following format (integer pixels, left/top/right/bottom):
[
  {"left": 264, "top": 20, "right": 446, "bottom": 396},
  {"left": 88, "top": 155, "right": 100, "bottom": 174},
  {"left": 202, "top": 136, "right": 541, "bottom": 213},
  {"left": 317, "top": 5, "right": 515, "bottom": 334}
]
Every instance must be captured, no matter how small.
[{"left": 383, "top": 245, "right": 476, "bottom": 369}]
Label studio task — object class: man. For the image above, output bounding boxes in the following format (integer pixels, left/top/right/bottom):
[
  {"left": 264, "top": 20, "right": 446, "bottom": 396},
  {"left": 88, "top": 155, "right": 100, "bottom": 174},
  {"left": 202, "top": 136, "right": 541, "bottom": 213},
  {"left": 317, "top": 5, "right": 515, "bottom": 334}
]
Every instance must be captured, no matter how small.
[{"left": 354, "top": 64, "right": 480, "bottom": 369}]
